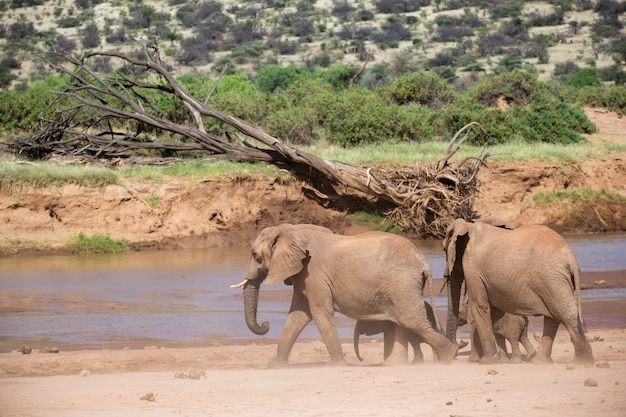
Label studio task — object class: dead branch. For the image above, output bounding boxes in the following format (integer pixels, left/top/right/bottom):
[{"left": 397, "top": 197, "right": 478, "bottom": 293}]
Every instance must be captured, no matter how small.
[{"left": 4, "top": 49, "right": 489, "bottom": 238}]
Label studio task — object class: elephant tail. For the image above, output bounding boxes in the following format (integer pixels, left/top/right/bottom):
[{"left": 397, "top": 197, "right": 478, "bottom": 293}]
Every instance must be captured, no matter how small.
[{"left": 571, "top": 260, "right": 587, "bottom": 335}]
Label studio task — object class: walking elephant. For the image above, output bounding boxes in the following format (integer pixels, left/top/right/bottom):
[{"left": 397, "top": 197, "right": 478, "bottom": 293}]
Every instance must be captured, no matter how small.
[
  {"left": 232, "top": 223, "right": 458, "bottom": 367},
  {"left": 443, "top": 218, "right": 594, "bottom": 365},
  {"left": 353, "top": 300, "right": 439, "bottom": 364},
  {"left": 458, "top": 296, "right": 537, "bottom": 363}
]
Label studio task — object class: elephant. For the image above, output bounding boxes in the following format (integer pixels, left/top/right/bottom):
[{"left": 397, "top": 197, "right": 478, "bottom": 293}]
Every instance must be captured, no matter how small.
[
  {"left": 232, "top": 223, "right": 458, "bottom": 367},
  {"left": 443, "top": 218, "right": 594, "bottom": 365},
  {"left": 353, "top": 300, "right": 439, "bottom": 364},
  {"left": 458, "top": 295, "right": 537, "bottom": 363}
]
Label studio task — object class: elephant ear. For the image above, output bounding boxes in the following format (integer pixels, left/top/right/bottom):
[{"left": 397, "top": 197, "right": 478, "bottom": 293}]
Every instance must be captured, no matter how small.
[
  {"left": 444, "top": 219, "right": 469, "bottom": 278},
  {"left": 265, "top": 224, "right": 309, "bottom": 285}
]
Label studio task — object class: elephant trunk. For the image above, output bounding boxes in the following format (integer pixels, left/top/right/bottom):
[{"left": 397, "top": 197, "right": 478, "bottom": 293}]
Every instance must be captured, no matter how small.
[
  {"left": 243, "top": 279, "right": 269, "bottom": 335},
  {"left": 445, "top": 268, "right": 462, "bottom": 345}
]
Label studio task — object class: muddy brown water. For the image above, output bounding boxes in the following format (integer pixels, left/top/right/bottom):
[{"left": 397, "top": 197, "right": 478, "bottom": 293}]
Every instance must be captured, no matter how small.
[{"left": 0, "top": 234, "right": 624, "bottom": 352}]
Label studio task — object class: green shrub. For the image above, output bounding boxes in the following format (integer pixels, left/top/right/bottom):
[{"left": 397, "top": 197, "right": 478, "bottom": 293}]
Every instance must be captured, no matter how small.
[
  {"left": 0, "top": 75, "right": 66, "bottom": 133},
  {"left": 470, "top": 69, "right": 542, "bottom": 107},
  {"left": 255, "top": 64, "right": 310, "bottom": 93},
  {"left": 387, "top": 72, "right": 457, "bottom": 108},
  {"left": 323, "top": 87, "right": 403, "bottom": 146},
  {"left": 565, "top": 67, "right": 602, "bottom": 88}
]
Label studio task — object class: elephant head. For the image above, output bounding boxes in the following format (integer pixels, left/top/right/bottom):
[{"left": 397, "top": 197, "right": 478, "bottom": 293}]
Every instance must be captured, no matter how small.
[{"left": 232, "top": 224, "right": 324, "bottom": 335}]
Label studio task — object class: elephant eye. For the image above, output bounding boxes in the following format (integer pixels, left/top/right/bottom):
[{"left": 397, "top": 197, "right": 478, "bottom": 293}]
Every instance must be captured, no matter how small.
[{"left": 252, "top": 250, "right": 261, "bottom": 262}]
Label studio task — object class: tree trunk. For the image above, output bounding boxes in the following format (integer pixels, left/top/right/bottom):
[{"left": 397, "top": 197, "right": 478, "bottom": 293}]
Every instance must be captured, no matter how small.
[{"left": 4, "top": 46, "right": 488, "bottom": 238}]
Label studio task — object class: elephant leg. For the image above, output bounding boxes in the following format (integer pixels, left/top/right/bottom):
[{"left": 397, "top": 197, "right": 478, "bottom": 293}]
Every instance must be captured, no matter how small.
[
  {"left": 384, "top": 324, "right": 409, "bottom": 366},
  {"left": 468, "top": 323, "right": 481, "bottom": 362},
  {"left": 470, "top": 302, "right": 500, "bottom": 364},
  {"left": 271, "top": 291, "right": 313, "bottom": 368},
  {"left": 495, "top": 333, "right": 511, "bottom": 362},
  {"left": 534, "top": 316, "right": 559, "bottom": 364},
  {"left": 309, "top": 298, "right": 345, "bottom": 365},
  {"left": 409, "top": 332, "right": 426, "bottom": 364},
  {"left": 382, "top": 325, "right": 395, "bottom": 361},
  {"left": 563, "top": 318, "right": 595, "bottom": 366},
  {"left": 520, "top": 329, "right": 537, "bottom": 361},
  {"left": 409, "top": 327, "right": 458, "bottom": 364}
]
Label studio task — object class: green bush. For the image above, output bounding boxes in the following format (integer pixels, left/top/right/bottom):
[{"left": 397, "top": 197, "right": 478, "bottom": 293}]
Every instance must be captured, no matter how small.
[
  {"left": 323, "top": 87, "right": 403, "bottom": 146},
  {"left": 561, "top": 84, "right": 626, "bottom": 116},
  {"left": 470, "top": 69, "right": 542, "bottom": 107},
  {"left": 0, "top": 75, "right": 66, "bottom": 133},
  {"left": 565, "top": 67, "right": 602, "bottom": 88},
  {"left": 255, "top": 64, "right": 310, "bottom": 93},
  {"left": 387, "top": 72, "right": 457, "bottom": 108}
]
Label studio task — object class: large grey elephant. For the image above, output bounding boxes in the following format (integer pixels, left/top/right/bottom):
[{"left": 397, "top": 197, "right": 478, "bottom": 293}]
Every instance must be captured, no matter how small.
[
  {"left": 353, "top": 300, "right": 439, "bottom": 364},
  {"left": 233, "top": 223, "right": 458, "bottom": 367},
  {"left": 443, "top": 218, "right": 594, "bottom": 365},
  {"left": 458, "top": 296, "right": 537, "bottom": 363}
]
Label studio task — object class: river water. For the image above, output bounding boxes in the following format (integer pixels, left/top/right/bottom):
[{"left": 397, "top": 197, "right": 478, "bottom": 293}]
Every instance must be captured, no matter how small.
[{"left": 0, "top": 234, "right": 625, "bottom": 351}]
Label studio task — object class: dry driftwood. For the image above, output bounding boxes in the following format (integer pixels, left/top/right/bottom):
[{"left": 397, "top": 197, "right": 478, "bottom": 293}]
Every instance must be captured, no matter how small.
[{"left": 6, "top": 45, "right": 488, "bottom": 237}]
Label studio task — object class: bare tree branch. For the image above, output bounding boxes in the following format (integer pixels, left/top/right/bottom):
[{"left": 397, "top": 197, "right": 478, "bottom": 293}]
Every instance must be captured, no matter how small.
[{"left": 5, "top": 49, "right": 488, "bottom": 237}]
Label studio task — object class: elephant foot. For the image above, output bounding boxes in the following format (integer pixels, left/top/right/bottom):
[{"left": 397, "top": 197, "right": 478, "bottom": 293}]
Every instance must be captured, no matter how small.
[
  {"left": 526, "top": 350, "right": 537, "bottom": 361},
  {"left": 510, "top": 356, "right": 522, "bottom": 364},
  {"left": 435, "top": 342, "right": 459, "bottom": 364},
  {"left": 478, "top": 354, "right": 501, "bottom": 365},
  {"left": 383, "top": 357, "right": 409, "bottom": 367},
  {"left": 572, "top": 353, "right": 595, "bottom": 367},
  {"left": 531, "top": 353, "right": 553, "bottom": 365},
  {"left": 268, "top": 357, "right": 290, "bottom": 369},
  {"left": 325, "top": 358, "right": 347, "bottom": 367},
  {"left": 457, "top": 340, "right": 469, "bottom": 350}
]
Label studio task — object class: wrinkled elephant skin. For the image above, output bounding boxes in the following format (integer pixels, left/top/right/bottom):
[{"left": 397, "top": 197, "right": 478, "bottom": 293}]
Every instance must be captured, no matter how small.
[
  {"left": 239, "top": 223, "right": 458, "bottom": 367},
  {"left": 443, "top": 219, "right": 594, "bottom": 366}
]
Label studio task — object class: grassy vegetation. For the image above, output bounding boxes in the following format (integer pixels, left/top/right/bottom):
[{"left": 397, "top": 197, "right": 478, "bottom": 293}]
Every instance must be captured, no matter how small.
[
  {"left": 0, "top": 159, "right": 119, "bottom": 192},
  {"left": 533, "top": 188, "right": 626, "bottom": 205},
  {"left": 305, "top": 140, "right": 626, "bottom": 165},
  {"left": 117, "top": 160, "right": 282, "bottom": 182},
  {"left": 71, "top": 232, "right": 128, "bottom": 253},
  {"left": 348, "top": 211, "right": 404, "bottom": 233},
  {"left": 1, "top": 139, "right": 625, "bottom": 189}
]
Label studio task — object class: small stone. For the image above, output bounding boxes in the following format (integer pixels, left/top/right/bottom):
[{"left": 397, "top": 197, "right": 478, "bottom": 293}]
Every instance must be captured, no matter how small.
[
  {"left": 593, "top": 280, "right": 606, "bottom": 286},
  {"left": 188, "top": 370, "right": 206, "bottom": 380},
  {"left": 584, "top": 378, "right": 598, "bottom": 387},
  {"left": 140, "top": 392, "right": 156, "bottom": 402},
  {"left": 487, "top": 398, "right": 492, "bottom": 402},
  {"left": 446, "top": 401, "right": 453, "bottom": 406},
  {"left": 487, "top": 369, "right": 498, "bottom": 375},
  {"left": 20, "top": 346, "right": 32, "bottom": 354},
  {"left": 596, "top": 361, "right": 610, "bottom": 368},
  {"left": 80, "top": 369, "right": 91, "bottom": 377},
  {"left": 40, "top": 347, "right": 59, "bottom": 353}
]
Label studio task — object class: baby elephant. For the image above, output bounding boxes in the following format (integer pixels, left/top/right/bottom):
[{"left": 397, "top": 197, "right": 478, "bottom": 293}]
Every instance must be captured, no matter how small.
[
  {"left": 459, "top": 298, "right": 537, "bottom": 363},
  {"left": 354, "top": 301, "right": 439, "bottom": 364}
]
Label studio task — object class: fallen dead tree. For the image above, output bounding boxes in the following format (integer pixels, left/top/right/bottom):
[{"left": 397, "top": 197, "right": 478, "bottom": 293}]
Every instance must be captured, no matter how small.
[{"left": 5, "top": 45, "right": 488, "bottom": 237}]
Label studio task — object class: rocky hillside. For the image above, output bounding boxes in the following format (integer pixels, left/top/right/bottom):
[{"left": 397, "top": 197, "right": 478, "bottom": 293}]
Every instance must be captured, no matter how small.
[{"left": 1, "top": 0, "right": 624, "bottom": 88}]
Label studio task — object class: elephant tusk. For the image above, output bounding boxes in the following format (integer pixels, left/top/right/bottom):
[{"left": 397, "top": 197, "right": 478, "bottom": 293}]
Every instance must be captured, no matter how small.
[{"left": 230, "top": 279, "right": 249, "bottom": 288}]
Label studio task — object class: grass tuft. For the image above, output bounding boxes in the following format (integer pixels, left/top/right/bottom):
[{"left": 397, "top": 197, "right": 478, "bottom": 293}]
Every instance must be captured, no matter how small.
[{"left": 72, "top": 232, "right": 128, "bottom": 253}]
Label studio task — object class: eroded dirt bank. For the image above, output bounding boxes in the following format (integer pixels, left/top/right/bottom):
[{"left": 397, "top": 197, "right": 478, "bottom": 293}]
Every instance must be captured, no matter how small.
[
  {"left": 1, "top": 107, "right": 625, "bottom": 256},
  {"left": 1, "top": 151, "right": 625, "bottom": 257}
]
